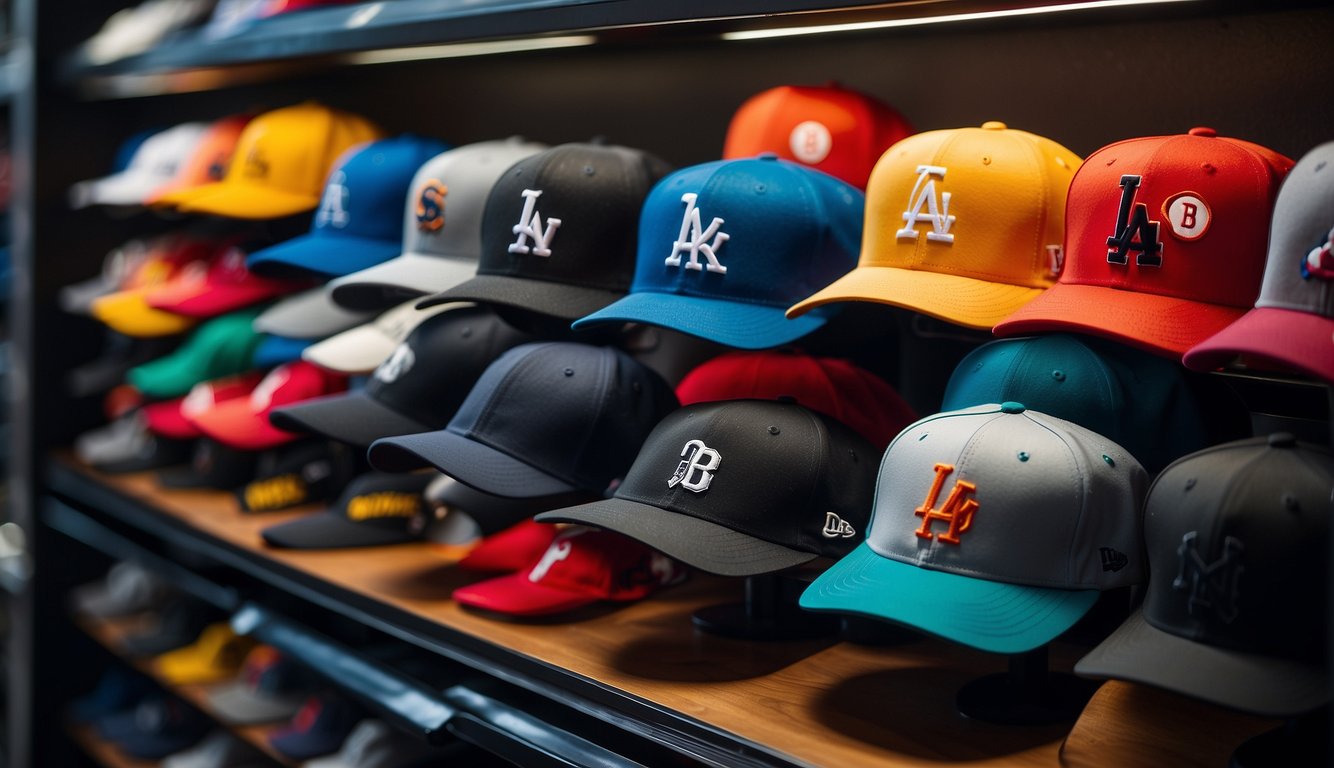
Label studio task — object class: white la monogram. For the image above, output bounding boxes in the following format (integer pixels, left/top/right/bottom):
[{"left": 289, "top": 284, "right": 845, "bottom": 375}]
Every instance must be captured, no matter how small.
[
  {"left": 896, "top": 165, "right": 955, "bottom": 244},
  {"left": 665, "top": 193, "right": 729, "bottom": 274},
  {"left": 316, "top": 171, "right": 351, "bottom": 229},
  {"left": 508, "top": 189, "right": 561, "bottom": 257}
]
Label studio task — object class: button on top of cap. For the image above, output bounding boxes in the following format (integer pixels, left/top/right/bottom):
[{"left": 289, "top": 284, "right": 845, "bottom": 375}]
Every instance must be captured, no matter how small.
[
  {"left": 1268, "top": 432, "right": 1297, "bottom": 448},
  {"left": 1000, "top": 401, "right": 1026, "bottom": 414},
  {"left": 1188, "top": 127, "right": 1218, "bottom": 138},
  {"left": 981, "top": 121, "right": 1007, "bottom": 131}
]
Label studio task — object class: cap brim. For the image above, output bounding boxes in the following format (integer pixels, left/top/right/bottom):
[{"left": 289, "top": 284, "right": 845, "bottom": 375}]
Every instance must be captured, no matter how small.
[
  {"left": 247, "top": 232, "right": 403, "bottom": 280},
  {"left": 253, "top": 336, "right": 313, "bottom": 368},
  {"left": 799, "top": 542, "right": 1098, "bottom": 654},
  {"left": 269, "top": 391, "right": 432, "bottom": 448},
  {"left": 368, "top": 430, "right": 579, "bottom": 498},
  {"left": 1184, "top": 307, "right": 1334, "bottom": 383},
  {"left": 787, "top": 265, "right": 1046, "bottom": 331},
  {"left": 91, "top": 292, "right": 197, "bottom": 338},
  {"left": 329, "top": 253, "right": 478, "bottom": 312},
  {"left": 536, "top": 497, "right": 815, "bottom": 577},
  {"left": 60, "top": 277, "right": 117, "bottom": 315},
  {"left": 142, "top": 398, "right": 202, "bottom": 440},
  {"left": 144, "top": 282, "right": 294, "bottom": 319},
  {"left": 452, "top": 571, "right": 598, "bottom": 616},
  {"left": 261, "top": 510, "right": 419, "bottom": 549},
  {"left": 574, "top": 292, "right": 827, "bottom": 350},
  {"left": 417, "top": 274, "right": 623, "bottom": 321},
  {"left": 1075, "top": 609, "right": 1329, "bottom": 717},
  {"left": 174, "top": 181, "right": 320, "bottom": 220},
  {"left": 994, "top": 283, "right": 1247, "bottom": 357},
  {"left": 73, "top": 173, "right": 159, "bottom": 207},
  {"left": 300, "top": 322, "right": 399, "bottom": 375},
  {"left": 254, "top": 289, "right": 374, "bottom": 339},
  {"left": 128, "top": 355, "right": 215, "bottom": 400},
  {"left": 205, "top": 683, "right": 303, "bottom": 724},
  {"left": 191, "top": 399, "right": 298, "bottom": 452}
]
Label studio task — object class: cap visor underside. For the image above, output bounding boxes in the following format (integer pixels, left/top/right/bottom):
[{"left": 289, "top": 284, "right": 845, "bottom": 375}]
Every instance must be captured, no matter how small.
[
  {"left": 574, "top": 291, "right": 828, "bottom": 350},
  {"left": 246, "top": 232, "right": 403, "bottom": 280},
  {"left": 416, "top": 274, "right": 623, "bottom": 321},
  {"left": 330, "top": 253, "right": 479, "bottom": 311}
]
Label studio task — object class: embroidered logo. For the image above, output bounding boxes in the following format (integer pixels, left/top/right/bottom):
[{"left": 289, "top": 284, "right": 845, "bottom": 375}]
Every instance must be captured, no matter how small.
[
  {"left": 789, "top": 120, "right": 833, "bottom": 164},
  {"left": 345, "top": 492, "right": 420, "bottom": 521},
  {"left": 416, "top": 179, "right": 447, "bottom": 232},
  {"left": 1106, "top": 175, "right": 1163, "bottom": 267},
  {"left": 1099, "top": 547, "right": 1128, "bottom": 573},
  {"left": 244, "top": 474, "right": 308, "bottom": 511},
  {"left": 667, "top": 439, "right": 721, "bottom": 493},
  {"left": 249, "top": 368, "right": 291, "bottom": 410},
  {"left": 1045, "top": 244, "right": 1064, "bottom": 277},
  {"left": 914, "top": 463, "right": 978, "bottom": 545},
  {"left": 508, "top": 189, "right": 561, "bottom": 257},
  {"left": 1302, "top": 226, "right": 1334, "bottom": 281},
  {"left": 529, "top": 538, "right": 574, "bottom": 583},
  {"left": 1173, "top": 531, "right": 1244, "bottom": 623},
  {"left": 822, "top": 512, "right": 856, "bottom": 539},
  {"left": 374, "top": 345, "right": 415, "bottom": 384},
  {"left": 180, "top": 382, "right": 220, "bottom": 419},
  {"left": 315, "top": 171, "right": 351, "bottom": 229},
  {"left": 242, "top": 146, "right": 269, "bottom": 179},
  {"left": 665, "top": 193, "right": 729, "bottom": 274},
  {"left": 1162, "top": 192, "right": 1211, "bottom": 241},
  {"left": 896, "top": 165, "right": 955, "bottom": 244}
]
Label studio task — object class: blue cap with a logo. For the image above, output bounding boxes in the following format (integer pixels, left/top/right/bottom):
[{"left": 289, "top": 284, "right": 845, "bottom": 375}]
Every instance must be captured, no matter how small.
[
  {"left": 573, "top": 156, "right": 863, "bottom": 349},
  {"left": 246, "top": 134, "right": 451, "bottom": 279}
]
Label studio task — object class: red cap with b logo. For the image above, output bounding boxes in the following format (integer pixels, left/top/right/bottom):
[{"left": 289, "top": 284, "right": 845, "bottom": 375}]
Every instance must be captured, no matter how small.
[{"left": 994, "top": 128, "right": 1293, "bottom": 357}]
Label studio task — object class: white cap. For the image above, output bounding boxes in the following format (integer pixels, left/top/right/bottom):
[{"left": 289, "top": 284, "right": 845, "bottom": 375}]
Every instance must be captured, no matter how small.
[
  {"left": 70, "top": 122, "right": 210, "bottom": 208},
  {"left": 300, "top": 298, "right": 462, "bottom": 375}
]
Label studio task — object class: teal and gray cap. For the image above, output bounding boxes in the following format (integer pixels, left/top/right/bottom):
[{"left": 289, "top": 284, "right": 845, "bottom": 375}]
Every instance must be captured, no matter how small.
[{"left": 801, "top": 402, "right": 1148, "bottom": 654}]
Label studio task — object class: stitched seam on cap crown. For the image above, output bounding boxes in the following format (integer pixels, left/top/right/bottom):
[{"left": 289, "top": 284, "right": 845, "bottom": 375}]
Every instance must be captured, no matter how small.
[{"left": 469, "top": 343, "right": 549, "bottom": 437}]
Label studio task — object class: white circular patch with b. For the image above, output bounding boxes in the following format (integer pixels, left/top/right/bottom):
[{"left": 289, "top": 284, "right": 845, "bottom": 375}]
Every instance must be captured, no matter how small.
[
  {"left": 789, "top": 121, "right": 833, "bottom": 164},
  {"left": 1162, "top": 192, "right": 1211, "bottom": 241}
]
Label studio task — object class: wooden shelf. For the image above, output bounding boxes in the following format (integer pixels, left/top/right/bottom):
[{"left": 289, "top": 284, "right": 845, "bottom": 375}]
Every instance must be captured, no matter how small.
[{"left": 47, "top": 454, "right": 1285, "bottom": 768}]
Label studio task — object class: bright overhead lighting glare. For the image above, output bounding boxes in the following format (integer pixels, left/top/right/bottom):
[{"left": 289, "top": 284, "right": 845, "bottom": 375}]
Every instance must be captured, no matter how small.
[
  {"left": 347, "top": 35, "right": 597, "bottom": 65},
  {"left": 721, "top": 0, "right": 1199, "bottom": 41}
]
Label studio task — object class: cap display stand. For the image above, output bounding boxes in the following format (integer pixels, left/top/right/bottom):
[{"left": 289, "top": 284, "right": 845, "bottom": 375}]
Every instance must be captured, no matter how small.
[
  {"left": 1228, "top": 706, "right": 1328, "bottom": 768},
  {"left": 690, "top": 572, "right": 838, "bottom": 641},
  {"left": 954, "top": 645, "right": 1099, "bottom": 726}
]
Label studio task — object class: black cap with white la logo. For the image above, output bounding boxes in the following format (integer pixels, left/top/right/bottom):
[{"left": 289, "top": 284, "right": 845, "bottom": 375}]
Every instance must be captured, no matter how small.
[{"left": 537, "top": 399, "right": 878, "bottom": 576}]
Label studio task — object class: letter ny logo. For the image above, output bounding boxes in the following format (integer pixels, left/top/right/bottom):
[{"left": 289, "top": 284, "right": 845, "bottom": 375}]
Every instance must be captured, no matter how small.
[
  {"left": 1173, "top": 531, "right": 1244, "bottom": 623},
  {"left": 896, "top": 165, "right": 955, "bottom": 244},
  {"left": 508, "top": 189, "right": 561, "bottom": 257},
  {"left": 315, "top": 171, "right": 351, "bottom": 229},
  {"left": 1106, "top": 175, "right": 1163, "bottom": 267},
  {"left": 667, "top": 439, "right": 721, "bottom": 493},
  {"left": 665, "top": 193, "right": 729, "bottom": 274},
  {"left": 914, "top": 463, "right": 978, "bottom": 545}
]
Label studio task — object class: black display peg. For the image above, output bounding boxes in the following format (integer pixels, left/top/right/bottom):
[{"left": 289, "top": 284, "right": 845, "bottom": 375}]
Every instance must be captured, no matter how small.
[
  {"left": 954, "top": 645, "right": 1099, "bottom": 726},
  {"left": 1229, "top": 707, "right": 1329, "bottom": 768},
  {"left": 691, "top": 572, "right": 838, "bottom": 641}
]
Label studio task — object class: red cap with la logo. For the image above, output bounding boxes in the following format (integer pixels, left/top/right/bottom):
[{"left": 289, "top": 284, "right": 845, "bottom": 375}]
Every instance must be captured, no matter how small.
[{"left": 995, "top": 128, "right": 1294, "bottom": 357}]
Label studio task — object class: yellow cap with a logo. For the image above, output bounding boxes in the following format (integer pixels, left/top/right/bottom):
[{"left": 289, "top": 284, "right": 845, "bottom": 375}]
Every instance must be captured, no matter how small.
[
  {"left": 787, "top": 122, "right": 1081, "bottom": 329},
  {"left": 165, "top": 102, "right": 383, "bottom": 220}
]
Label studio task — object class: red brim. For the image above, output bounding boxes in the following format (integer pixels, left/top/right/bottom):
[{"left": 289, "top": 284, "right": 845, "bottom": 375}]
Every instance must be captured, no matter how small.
[
  {"left": 452, "top": 572, "right": 596, "bottom": 616},
  {"left": 994, "top": 283, "right": 1249, "bottom": 358},
  {"left": 144, "top": 282, "right": 299, "bottom": 319},
  {"left": 142, "top": 398, "right": 202, "bottom": 440},
  {"left": 1184, "top": 306, "right": 1334, "bottom": 383},
  {"left": 189, "top": 399, "right": 297, "bottom": 451}
]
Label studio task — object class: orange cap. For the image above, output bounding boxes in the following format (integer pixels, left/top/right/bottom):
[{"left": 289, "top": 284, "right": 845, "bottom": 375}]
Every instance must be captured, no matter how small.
[{"left": 147, "top": 113, "right": 252, "bottom": 206}]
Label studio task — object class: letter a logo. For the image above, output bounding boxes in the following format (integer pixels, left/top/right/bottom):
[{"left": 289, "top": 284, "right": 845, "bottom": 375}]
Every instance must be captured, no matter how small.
[
  {"left": 508, "top": 188, "right": 561, "bottom": 257},
  {"left": 914, "top": 463, "right": 979, "bottom": 545},
  {"left": 1106, "top": 175, "right": 1163, "bottom": 267},
  {"left": 665, "top": 193, "right": 729, "bottom": 274},
  {"left": 1173, "top": 532, "right": 1244, "bottom": 623},
  {"left": 667, "top": 439, "right": 721, "bottom": 493},
  {"left": 896, "top": 165, "right": 955, "bottom": 244},
  {"left": 315, "top": 171, "right": 351, "bottom": 229}
]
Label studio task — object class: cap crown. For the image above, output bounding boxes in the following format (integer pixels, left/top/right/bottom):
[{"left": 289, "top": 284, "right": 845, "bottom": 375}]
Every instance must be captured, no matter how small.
[
  {"left": 868, "top": 404, "right": 1148, "bottom": 590},
  {"left": 631, "top": 157, "right": 863, "bottom": 310},
  {"left": 861, "top": 122, "right": 1080, "bottom": 288},
  {"left": 447, "top": 342, "right": 678, "bottom": 495},
  {"left": 613, "top": 400, "right": 878, "bottom": 561},
  {"left": 155, "top": 114, "right": 251, "bottom": 197},
  {"left": 1255, "top": 140, "right": 1334, "bottom": 318},
  {"left": 523, "top": 527, "right": 685, "bottom": 600},
  {"left": 1061, "top": 129, "right": 1292, "bottom": 307},
  {"left": 222, "top": 102, "right": 382, "bottom": 200},
  {"left": 311, "top": 135, "right": 449, "bottom": 242},
  {"left": 477, "top": 143, "right": 672, "bottom": 293},
  {"left": 1142, "top": 435, "right": 1332, "bottom": 664}
]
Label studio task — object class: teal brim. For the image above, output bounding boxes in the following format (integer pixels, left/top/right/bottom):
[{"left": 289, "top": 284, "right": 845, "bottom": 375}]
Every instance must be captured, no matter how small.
[{"left": 800, "top": 542, "right": 1099, "bottom": 654}]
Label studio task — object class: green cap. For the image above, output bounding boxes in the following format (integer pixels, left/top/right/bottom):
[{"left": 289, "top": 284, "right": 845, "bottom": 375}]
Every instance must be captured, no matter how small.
[{"left": 128, "top": 307, "right": 265, "bottom": 398}]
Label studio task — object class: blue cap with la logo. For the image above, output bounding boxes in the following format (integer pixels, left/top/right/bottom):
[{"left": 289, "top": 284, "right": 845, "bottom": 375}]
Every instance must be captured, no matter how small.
[
  {"left": 573, "top": 155, "right": 863, "bottom": 349},
  {"left": 246, "top": 134, "right": 451, "bottom": 279}
]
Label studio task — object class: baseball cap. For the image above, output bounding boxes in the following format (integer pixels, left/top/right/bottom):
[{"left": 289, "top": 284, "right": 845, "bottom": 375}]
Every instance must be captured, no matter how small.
[
  {"left": 70, "top": 561, "right": 171, "bottom": 619},
  {"left": 147, "top": 114, "right": 253, "bottom": 205},
  {"left": 187, "top": 361, "right": 348, "bottom": 451},
  {"left": 300, "top": 298, "right": 457, "bottom": 375},
  {"left": 143, "top": 241, "right": 306, "bottom": 318},
  {"left": 161, "top": 729, "right": 268, "bottom": 768},
  {"left": 573, "top": 156, "right": 864, "bottom": 349},
  {"left": 1075, "top": 434, "right": 1332, "bottom": 717},
  {"left": 303, "top": 719, "right": 441, "bottom": 768},
  {"left": 787, "top": 122, "right": 1082, "bottom": 329},
  {"left": 254, "top": 287, "right": 376, "bottom": 340},
  {"left": 142, "top": 372, "right": 265, "bottom": 440},
  {"left": 368, "top": 342, "right": 679, "bottom": 498},
  {"left": 127, "top": 307, "right": 265, "bottom": 399},
  {"left": 942, "top": 334, "right": 1210, "bottom": 475},
  {"left": 268, "top": 694, "right": 361, "bottom": 760},
  {"left": 416, "top": 142, "right": 673, "bottom": 321},
  {"left": 253, "top": 334, "right": 314, "bottom": 368},
  {"left": 245, "top": 135, "right": 451, "bottom": 279},
  {"left": 154, "top": 622, "right": 256, "bottom": 685},
  {"left": 260, "top": 471, "right": 435, "bottom": 549},
  {"left": 59, "top": 236, "right": 156, "bottom": 315},
  {"left": 70, "top": 122, "right": 210, "bottom": 208},
  {"left": 120, "top": 596, "right": 224, "bottom": 658},
  {"left": 453, "top": 518, "right": 561, "bottom": 572},
  {"left": 675, "top": 350, "right": 914, "bottom": 450},
  {"left": 722, "top": 83, "right": 914, "bottom": 189},
  {"left": 156, "top": 437, "right": 259, "bottom": 491},
  {"left": 539, "top": 400, "right": 878, "bottom": 576},
  {"left": 1185, "top": 141, "right": 1334, "bottom": 382},
  {"left": 75, "top": 411, "right": 193, "bottom": 474},
  {"left": 170, "top": 102, "right": 383, "bottom": 219},
  {"left": 206, "top": 646, "right": 308, "bottom": 724},
  {"left": 269, "top": 305, "right": 532, "bottom": 447},
  {"left": 800, "top": 403, "right": 1148, "bottom": 654},
  {"left": 426, "top": 472, "right": 589, "bottom": 543},
  {"left": 329, "top": 137, "right": 548, "bottom": 311},
  {"left": 98, "top": 696, "right": 211, "bottom": 760},
  {"left": 90, "top": 235, "right": 221, "bottom": 337},
  {"left": 236, "top": 439, "right": 358, "bottom": 512},
  {"left": 453, "top": 526, "right": 688, "bottom": 616},
  {"left": 995, "top": 128, "right": 1294, "bottom": 356}
]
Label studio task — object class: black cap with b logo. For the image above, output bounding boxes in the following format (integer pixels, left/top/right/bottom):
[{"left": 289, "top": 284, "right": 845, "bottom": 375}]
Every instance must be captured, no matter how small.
[
  {"left": 1076, "top": 434, "right": 1333, "bottom": 716},
  {"left": 416, "top": 142, "right": 673, "bottom": 321},
  {"left": 537, "top": 399, "right": 879, "bottom": 576}
]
